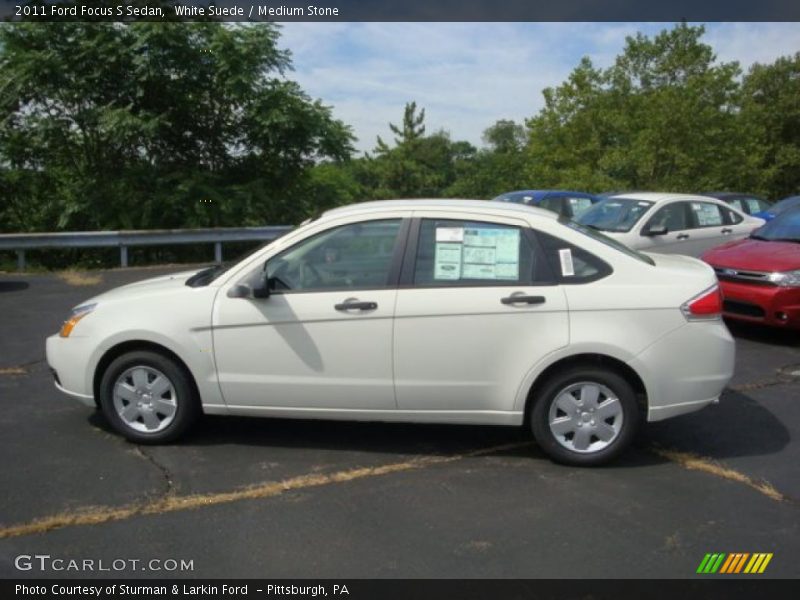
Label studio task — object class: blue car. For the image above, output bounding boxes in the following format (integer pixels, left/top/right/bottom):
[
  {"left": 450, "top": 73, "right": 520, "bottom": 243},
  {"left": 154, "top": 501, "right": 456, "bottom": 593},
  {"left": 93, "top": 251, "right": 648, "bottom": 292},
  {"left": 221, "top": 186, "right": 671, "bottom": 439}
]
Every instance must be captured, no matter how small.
[
  {"left": 754, "top": 195, "right": 800, "bottom": 221},
  {"left": 491, "top": 190, "right": 601, "bottom": 219}
]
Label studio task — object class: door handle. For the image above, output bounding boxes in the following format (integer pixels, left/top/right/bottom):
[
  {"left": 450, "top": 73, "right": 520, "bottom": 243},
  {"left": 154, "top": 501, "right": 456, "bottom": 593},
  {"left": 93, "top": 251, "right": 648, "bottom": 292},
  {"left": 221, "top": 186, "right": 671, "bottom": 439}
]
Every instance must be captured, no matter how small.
[
  {"left": 501, "top": 295, "right": 546, "bottom": 305},
  {"left": 335, "top": 300, "right": 377, "bottom": 311},
  {"left": 721, "top": 228, "right": 732, "bottom": 234},
  {"left": 676, "top": 233, "right": 690, "bottom": 240}
]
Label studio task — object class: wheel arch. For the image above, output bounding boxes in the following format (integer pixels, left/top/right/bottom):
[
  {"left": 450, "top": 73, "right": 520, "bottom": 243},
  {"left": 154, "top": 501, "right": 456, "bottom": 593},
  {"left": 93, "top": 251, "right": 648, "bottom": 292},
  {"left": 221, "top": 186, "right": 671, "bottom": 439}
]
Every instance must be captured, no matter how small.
[
  {"left": 92, "top": 340, "right": 202, "bottom": 410},
  {"left": 522, "top": 353, "right": 648, "bottom": 423}
]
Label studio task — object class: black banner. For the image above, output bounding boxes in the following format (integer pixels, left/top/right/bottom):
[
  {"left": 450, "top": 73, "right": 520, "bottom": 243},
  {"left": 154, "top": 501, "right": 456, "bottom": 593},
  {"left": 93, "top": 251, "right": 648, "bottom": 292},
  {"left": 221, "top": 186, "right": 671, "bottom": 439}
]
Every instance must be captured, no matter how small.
[
  {"left": 3, "top": 0, "right": 800, "bottom": 22},
  {"left": 4, "top": 579, "right": 800, "bottom": 600}
]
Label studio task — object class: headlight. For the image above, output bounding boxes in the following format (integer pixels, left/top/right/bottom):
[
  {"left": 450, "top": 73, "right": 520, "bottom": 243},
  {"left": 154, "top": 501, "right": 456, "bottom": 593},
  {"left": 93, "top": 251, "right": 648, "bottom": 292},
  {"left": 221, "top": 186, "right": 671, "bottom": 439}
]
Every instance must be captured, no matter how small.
[
  {"left": 59, "top": 303, "right": 97, "bottom": 338},
  {"left": 767, "top": 270, "right": 800, "bottom": 287}
]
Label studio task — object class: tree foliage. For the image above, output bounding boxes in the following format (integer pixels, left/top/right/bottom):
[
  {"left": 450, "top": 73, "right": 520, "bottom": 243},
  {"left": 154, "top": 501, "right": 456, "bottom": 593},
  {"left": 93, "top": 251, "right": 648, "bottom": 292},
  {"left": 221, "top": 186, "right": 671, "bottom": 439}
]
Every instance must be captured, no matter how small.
[
  {"left": 0, "top": 19, "right": 354, "bottom": 233},
  {"left": 2, "top": 21, "right": 800, "bottom": 253}
]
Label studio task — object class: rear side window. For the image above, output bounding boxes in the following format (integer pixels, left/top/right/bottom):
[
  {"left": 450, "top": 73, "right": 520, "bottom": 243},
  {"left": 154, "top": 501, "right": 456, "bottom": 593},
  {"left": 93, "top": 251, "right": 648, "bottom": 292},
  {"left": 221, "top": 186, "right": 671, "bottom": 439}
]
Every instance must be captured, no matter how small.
[
  {"left": 690, "top": 202, "right": 724, "bottom": 227},
  {"left": 535, "top": 230, "right": 612, "bottom": 284},
  {"left": 412, "top": 219, "right": 551, "bottom": 286}
]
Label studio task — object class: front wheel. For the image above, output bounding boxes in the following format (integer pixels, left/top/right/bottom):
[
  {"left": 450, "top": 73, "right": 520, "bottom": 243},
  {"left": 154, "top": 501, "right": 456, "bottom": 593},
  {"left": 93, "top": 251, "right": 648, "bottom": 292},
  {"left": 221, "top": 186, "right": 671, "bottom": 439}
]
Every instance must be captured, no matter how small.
[
  {"left": 99, "top": 350, "right": 199, "bottom": 444},
  {"left": 531, "top": 367, "right": 640, "bottom": 466}
]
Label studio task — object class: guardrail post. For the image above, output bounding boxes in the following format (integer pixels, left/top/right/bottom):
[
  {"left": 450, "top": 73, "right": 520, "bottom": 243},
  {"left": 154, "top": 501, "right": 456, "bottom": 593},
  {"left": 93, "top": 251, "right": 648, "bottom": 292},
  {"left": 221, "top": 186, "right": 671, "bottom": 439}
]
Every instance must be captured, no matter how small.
[
  {"left": 214, "top": 241, "right": 223, "bottom": 263},
  {"left": 16, "top": 250, "right": 26, "bottom": 271},
  {"left": 120, "top": 246, "right": 128, "bottom": 268}
]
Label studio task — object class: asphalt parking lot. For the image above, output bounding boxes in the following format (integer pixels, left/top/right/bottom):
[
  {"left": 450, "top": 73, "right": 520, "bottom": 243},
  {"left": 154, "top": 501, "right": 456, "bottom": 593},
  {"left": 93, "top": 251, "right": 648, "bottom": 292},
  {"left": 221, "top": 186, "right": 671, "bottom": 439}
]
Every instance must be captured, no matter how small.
[{"left": 0, "top": 266, "right": 798, "bottom": 579}]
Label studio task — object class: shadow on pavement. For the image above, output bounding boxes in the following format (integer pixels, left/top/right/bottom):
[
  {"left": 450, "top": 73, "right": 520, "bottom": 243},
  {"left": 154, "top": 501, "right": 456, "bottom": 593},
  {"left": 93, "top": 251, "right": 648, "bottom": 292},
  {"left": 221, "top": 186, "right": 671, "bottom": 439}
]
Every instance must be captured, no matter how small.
[
  {"left": 727, "top": 319, "right": 800, "bottom": 348},
  {"left": 0, "top": 281, "right": 29, "bottom": 293},
  {"left": 88, "top": 389, "right": 789, "bottom": 466},
  {"left": 645, "top": 388, "right": 790, "bottom": 460}
]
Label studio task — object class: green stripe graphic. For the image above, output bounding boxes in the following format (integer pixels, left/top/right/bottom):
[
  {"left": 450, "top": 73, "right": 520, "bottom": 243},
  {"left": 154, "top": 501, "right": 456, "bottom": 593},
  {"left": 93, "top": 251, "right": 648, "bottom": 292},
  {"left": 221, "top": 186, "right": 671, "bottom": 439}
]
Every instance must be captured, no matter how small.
[
  {"left": 697, "top": 554, "right": 713, "bottom": 573},
  {"left": 709, "top": 553, "right": 726, "bottom": 573}
]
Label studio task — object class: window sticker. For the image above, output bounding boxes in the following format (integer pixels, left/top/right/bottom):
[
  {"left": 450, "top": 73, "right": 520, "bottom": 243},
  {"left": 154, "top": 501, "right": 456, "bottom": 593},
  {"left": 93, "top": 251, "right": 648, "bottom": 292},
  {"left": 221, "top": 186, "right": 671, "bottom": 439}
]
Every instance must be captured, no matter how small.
[
  {"left": 559, "top": 248, "right": 575, "bottom": 277},
  {"left": 463, "top": 227, "right": 520, "bottom": 280},
  {"left": 434, "top": 242, "right": 462, "bottom": 280},
  {"left": 433, "top": 226, "right": 520, "bottom": 281},
  {"left": 435, "top": 227, "right": 464, "bottom": 243},
  {"left": 692, "top": 203, "right": 722, "bottom": 226}
]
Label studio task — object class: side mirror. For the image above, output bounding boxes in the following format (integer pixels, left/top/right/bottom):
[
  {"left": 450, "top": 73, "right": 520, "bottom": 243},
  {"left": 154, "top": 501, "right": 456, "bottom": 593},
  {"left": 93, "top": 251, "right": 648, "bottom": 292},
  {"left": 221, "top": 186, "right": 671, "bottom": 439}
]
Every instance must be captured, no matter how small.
[
  {"left": 643, "top": 224, "right": 668, "bottom": 236},
  {"left": 226, "top": 284, "right": 252, "bottom": 299},
  {"left": 251, "top": 268, "right": 273, "bottom": 298}
]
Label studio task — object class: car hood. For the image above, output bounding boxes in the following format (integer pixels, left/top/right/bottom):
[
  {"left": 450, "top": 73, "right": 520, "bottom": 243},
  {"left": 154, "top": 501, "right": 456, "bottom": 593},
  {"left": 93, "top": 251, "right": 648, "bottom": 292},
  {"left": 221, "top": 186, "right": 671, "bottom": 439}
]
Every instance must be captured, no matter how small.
[
  {"left": 703, "top": 238, "right": 800, "bottom": 272},
  {"left": 76, "top": 269, "right": 201, "bottom": 307}
]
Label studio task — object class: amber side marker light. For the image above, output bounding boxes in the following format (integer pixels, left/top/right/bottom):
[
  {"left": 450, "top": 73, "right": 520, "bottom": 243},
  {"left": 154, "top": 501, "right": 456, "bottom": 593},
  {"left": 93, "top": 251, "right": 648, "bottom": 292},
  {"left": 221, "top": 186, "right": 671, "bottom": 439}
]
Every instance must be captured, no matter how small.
[{"left": 60, "top": 304, "right": 97, "bottom": 338}]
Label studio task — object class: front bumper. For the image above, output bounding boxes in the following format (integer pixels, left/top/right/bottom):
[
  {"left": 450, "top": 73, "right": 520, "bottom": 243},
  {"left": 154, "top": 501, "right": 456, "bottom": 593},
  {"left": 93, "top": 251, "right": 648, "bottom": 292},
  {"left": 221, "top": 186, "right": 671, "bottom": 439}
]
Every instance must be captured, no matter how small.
[
  {"left": 46, "top": 334, "right": 96, "bottom": 407},
  {"left": 718, "top": 280, "right": 800, "bottom": 329}
]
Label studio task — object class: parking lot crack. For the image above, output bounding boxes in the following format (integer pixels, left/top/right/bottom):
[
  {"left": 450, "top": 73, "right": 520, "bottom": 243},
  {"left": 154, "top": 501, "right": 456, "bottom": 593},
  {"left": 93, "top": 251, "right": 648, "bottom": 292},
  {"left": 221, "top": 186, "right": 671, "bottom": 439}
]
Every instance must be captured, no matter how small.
[
  {"left": 651, "top": 446, "right": 797, "bottom": 504},
  {"left": 132, "top": 446, "right": 176, "bottom": 499},
  {"left": 0, "top": 440, "right": 532, "bottom": 540}
]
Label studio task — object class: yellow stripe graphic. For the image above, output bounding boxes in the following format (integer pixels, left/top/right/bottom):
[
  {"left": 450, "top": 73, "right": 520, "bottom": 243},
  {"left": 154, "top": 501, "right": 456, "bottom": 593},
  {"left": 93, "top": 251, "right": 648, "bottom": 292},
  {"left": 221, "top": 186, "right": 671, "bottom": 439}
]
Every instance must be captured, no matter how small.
[
  {"left": 734, "top": 553, "right": 749, "bottom": 573},
  {"left": 720, "top": 554, "right": 736, "bottom": 573},
  {"left": 758, "top": 553, "right": 773, "bottom": 573},
  {"left": 744, "top": 554, "right": 760, "bottom": 573}
]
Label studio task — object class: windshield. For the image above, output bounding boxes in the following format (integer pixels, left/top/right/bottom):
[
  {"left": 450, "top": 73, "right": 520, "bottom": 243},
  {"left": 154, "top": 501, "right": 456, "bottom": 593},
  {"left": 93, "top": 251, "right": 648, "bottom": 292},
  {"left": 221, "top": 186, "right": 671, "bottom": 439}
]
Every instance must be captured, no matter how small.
[
  {"left": 577, "top": 197, "right": 654, "bottom": 232},
  {"left": 185, "top": 229, "right": 297, "bottom": 287},
  {"left": 561, "top": 218, "right": 655, "bottom": 266},
  {"left": 752, "top": 207, "right": 800, "bottom": 242}
]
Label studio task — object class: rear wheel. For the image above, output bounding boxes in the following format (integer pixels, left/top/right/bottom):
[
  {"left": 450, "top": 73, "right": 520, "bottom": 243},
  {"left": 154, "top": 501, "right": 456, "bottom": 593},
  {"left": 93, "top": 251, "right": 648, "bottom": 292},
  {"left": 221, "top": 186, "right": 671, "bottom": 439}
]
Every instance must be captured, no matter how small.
[
  {"left": 99, "top": 350, "right": 199, "bottom": 444},
  {"left": 531, "top": 367, "right": 639, "bottom": 466}
]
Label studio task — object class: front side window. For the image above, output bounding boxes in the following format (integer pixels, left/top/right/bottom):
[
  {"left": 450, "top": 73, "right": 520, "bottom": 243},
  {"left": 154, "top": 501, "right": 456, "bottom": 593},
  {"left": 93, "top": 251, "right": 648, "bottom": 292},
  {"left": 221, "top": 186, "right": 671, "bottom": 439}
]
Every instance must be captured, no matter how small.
[
  {"left": 266, "top": 219, "right": 402, "bottom": 292},
  {"left": 413, "top": 219, "right": 543, "bottom": 286},
  {"left": 577, "top": 198, "right": 654, "bottom": 233},
  {"left": 690, "top": 202, "right": 724, "bottom": 228},
  {"left": 645, "top": 202, "right": 690, "bottom": 232}
]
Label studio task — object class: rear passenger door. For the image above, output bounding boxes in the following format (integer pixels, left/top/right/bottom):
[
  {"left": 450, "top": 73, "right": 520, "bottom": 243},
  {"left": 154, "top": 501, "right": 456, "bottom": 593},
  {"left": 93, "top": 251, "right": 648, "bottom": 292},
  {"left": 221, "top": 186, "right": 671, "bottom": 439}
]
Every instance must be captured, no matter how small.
[
  {"left": 686, "top": 201, "right": 739, "bottom": 254},
  {"left": 392, "top": 213, "right": 569, "bottom": 415}
]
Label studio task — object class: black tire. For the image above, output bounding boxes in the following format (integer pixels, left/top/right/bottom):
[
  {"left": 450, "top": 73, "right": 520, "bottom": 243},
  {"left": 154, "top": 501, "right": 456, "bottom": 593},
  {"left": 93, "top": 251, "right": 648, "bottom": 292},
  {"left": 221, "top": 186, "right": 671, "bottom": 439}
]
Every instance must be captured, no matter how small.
[
  {"left": 530, "top": 366, "right": 640, "bottom": 466},
  {"left": 99, "top": 350, "right": 199, "bottom": 444}
]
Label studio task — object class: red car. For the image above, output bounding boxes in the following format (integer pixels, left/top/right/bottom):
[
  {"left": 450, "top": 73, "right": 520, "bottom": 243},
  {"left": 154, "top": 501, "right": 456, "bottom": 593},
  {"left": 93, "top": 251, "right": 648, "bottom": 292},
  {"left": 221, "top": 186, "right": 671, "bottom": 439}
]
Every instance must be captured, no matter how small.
[{"left": 702, "top": 207, "right": 800, "bottom": 329}]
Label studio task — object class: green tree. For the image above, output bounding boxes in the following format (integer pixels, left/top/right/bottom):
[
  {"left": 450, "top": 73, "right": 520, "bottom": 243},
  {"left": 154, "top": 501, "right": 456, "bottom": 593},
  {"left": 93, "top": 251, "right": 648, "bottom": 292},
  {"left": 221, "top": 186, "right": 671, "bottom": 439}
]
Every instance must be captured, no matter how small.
[
  {"left": 0, "top": 17, "right": 354, "bottom": 233},
  {"left": 740, "top": 53, "right": 800, "bottom": 198},
  {"left": 361, "top": 103, "right": 476, "bottom": 199},
  {"left": 524, "top": 24, "right": 751, "bottom": 193}
]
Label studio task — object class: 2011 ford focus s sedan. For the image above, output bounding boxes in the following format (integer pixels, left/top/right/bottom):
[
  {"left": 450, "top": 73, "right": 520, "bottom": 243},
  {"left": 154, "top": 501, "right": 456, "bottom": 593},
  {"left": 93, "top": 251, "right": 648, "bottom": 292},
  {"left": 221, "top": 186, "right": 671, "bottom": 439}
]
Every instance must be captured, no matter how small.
[{"left": 46, "top": 200, "right": 735, "bottom": 466}]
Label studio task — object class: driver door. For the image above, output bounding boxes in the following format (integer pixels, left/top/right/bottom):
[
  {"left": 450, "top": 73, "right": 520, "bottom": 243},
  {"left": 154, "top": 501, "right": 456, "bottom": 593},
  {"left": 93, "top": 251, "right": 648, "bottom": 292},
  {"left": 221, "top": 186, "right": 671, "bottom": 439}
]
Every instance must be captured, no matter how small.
[{"left": 212, "top": 216, "right": 408, "bottom": 410}]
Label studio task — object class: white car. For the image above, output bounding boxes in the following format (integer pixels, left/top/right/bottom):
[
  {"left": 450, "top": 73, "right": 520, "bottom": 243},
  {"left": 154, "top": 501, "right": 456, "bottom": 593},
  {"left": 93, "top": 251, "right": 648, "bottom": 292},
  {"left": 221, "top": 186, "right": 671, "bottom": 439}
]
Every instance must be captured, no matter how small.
[
  {"left": 578, "top": 192, "right": 764, "bottom": 257},
  {"left": 46, "top": 200, "right": 735, "bottom": 465}
]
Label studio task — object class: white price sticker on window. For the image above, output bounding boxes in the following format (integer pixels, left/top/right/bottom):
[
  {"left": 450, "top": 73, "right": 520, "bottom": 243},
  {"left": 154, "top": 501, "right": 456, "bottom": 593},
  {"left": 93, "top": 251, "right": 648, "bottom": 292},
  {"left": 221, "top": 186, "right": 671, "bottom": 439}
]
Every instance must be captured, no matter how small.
[
  {"left": 435, "top": 227, "right": 464, "bottom": 243},
  {"left": 559, "top": 248, "right": 575, "bottom": 277}
]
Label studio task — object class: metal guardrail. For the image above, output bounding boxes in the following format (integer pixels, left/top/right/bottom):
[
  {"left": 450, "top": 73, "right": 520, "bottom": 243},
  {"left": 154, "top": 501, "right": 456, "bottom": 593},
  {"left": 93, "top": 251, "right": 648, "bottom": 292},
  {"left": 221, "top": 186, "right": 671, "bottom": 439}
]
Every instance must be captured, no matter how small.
[{"left": 0, "top": 226, "right": 294, "bottom": 270}]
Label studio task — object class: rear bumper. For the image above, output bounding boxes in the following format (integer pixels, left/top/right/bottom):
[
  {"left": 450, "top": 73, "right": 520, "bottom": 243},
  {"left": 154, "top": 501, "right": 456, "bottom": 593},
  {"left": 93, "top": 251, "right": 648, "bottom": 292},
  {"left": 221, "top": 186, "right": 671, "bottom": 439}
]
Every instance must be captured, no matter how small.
[
  {"left": 628, "top": 320, "right": 735, "bottom": 422},
  {"left": 719, "top": 280, "right": 800, "bottom": 329}
]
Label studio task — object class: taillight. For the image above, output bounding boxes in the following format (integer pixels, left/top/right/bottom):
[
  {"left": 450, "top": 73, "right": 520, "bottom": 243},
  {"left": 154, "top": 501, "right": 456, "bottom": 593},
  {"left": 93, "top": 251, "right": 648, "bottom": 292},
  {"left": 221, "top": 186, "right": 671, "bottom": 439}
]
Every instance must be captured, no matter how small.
[{"left": 680, "top": 285, "right": 722, "bottom": 321}]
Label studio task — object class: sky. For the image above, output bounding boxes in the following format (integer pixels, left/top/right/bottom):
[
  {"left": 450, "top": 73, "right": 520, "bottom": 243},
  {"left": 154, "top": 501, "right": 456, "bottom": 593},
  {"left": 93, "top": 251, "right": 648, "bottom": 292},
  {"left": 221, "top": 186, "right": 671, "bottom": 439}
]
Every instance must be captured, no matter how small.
[{"left": 278, "top": 22, "right": 800, "bottom": 154}]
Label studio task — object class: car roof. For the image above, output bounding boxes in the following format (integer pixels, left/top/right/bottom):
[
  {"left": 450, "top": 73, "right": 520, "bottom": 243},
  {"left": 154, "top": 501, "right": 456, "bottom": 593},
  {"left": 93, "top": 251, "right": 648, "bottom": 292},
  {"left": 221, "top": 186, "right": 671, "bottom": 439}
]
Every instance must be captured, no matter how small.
[
  {"left": 496, "top": 189, "right": 595, "bottom": 198},
  {"left": 703, "top": 192, "right": 764, "bottom": 200},
  {"left": 321, "top": 198, "right": 559, "bottom": 220},
  {"left": 607, "top": 192, "right": 723, "bottom": 204}
]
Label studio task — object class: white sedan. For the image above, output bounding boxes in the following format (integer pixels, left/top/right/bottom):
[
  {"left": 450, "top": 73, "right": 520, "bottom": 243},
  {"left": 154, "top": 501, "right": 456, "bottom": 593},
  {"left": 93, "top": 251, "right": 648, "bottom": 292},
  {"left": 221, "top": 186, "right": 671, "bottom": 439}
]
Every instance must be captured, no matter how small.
[
  {"left": 46, "top": 200, "right": 735, "bottom": 465},
  {"left": 578, "top": 192, "right": 764, "bottom": 257}
]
